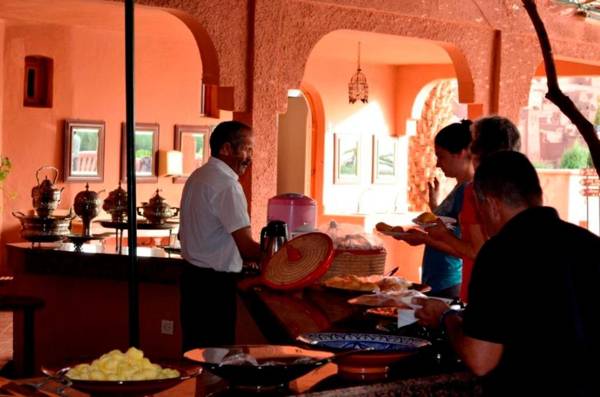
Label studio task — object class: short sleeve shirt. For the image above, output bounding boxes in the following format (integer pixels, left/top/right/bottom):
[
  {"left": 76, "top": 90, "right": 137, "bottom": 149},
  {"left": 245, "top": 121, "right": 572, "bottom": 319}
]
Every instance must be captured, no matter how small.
[
  {"left": 462, "top": 207, "right": 600, "bottom": 395},
  {"left": 179, "top": 157, "right": 250, "bottom": 273}
]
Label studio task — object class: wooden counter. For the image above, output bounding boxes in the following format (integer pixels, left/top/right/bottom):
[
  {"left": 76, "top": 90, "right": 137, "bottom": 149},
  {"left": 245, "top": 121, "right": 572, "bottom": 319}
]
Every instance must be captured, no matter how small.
[{"left": 4, "top": 243, "right": 185, "bottom": 375}]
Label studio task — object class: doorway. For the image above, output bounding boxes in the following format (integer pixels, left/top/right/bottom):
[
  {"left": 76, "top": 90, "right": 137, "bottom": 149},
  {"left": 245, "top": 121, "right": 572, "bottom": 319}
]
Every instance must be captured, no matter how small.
[{"left": 277, "top": 89, "right": 312, "bottom": 196}]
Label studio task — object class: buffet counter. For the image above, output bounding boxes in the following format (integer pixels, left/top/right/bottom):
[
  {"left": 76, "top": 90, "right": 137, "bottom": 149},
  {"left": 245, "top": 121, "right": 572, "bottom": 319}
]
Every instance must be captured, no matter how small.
[
  {"left": 2, "top": 243, "right": 480, "bottom": 396},
  {"left": 232, "top": 285, "right": 481, "bottom": 396}
]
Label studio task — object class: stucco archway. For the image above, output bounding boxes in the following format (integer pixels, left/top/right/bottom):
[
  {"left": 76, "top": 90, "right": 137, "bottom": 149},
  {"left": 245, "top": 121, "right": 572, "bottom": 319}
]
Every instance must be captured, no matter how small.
[{"left": 268, "top": 3, "right": 485, "bottom": 116}]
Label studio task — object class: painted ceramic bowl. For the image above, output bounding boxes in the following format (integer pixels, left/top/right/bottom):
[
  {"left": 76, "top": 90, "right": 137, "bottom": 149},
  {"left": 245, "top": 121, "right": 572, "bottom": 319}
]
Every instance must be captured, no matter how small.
[
  {"left": 184, "top": 345, "right": 333, "bottom": 391},
  {"left": 297, "top": 332, "right": 431, "bottom": 380}
]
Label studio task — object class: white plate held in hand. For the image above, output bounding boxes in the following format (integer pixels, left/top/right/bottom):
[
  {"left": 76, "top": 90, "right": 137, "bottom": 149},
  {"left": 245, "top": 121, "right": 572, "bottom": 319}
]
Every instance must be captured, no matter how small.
[{"left": 412, "top": 216, "right": 456, "bottom": 229}]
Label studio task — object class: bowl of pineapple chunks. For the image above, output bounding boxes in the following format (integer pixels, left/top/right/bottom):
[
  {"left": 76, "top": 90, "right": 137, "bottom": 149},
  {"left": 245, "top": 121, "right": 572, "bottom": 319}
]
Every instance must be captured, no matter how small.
[{"left": 42, "top": 347, "right": 200, "bottom": 396}]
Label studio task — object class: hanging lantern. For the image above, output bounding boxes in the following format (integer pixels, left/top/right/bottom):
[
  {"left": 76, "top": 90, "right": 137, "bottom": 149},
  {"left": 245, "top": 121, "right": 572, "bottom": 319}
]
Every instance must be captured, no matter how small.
[{"left": 348, "top": 42, "right": 368, "bottom": 104}]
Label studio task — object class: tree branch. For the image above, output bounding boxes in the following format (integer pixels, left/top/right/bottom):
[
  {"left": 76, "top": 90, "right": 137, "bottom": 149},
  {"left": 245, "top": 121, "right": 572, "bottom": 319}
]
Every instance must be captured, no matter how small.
[{"left": 521, "top": 0, "right": 600, "bottom": 174}]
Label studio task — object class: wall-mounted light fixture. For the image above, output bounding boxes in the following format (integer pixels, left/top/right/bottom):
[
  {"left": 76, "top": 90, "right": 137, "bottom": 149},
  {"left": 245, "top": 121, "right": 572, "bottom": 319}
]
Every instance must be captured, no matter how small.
[{"left": 158, "top": 150, "right": 183, "bottom": 177}]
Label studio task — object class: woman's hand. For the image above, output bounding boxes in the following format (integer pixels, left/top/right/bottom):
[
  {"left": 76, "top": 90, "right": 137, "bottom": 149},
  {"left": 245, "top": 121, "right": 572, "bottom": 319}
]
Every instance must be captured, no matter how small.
[
  {"left": 425, "top": 219, "right": 454, "bottom": 242},
  {"left": 428, "top": 177, "right": 440, "bottom": 210},
  {"left": 394, "top": 228, "right": 428, "bottom": 246}
]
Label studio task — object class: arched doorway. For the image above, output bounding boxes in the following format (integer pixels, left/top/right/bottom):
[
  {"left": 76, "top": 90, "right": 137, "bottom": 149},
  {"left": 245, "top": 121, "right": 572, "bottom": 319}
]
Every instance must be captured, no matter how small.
[
  {"left": 301, "top": 30, "right": 474, "bottom": 222},
  {"left": 291, "top": 30, "right": 476, "bottom": 281}
]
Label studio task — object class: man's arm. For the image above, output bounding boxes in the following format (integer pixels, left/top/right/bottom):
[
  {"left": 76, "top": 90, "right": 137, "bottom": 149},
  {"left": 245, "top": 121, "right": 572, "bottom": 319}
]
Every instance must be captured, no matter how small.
[
  {"left": 414, "top": 298, "right": 503, "bottom": 376},
  {"left": 444, "top": 313, "right": 503, "bottom": 376},
  {"left": 232, "top": 226, "right": 261, "bottom": 262}
]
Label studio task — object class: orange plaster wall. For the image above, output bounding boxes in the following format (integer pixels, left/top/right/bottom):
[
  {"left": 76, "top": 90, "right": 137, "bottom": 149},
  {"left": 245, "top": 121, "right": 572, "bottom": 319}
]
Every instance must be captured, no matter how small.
[
  {"left": 535, "top": 59, "right": 600, "bottom": 76},
  {"left": 0, "top": 20, "right": 5, "bottom": 238},
  {"left": 302, "top": 57, "right": 399, "bottom": 216},
  {"left": 0, "top": 16, "right": 227, "bottom": 253},
  {"left": 394, "top": 64, "right": 457, "bottom": 133}
]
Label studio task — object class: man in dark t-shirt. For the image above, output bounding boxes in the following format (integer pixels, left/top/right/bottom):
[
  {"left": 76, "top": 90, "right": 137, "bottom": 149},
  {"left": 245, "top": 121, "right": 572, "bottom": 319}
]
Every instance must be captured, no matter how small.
[{"left": 414, "top": 151, "right": 600, "bottom": 396}]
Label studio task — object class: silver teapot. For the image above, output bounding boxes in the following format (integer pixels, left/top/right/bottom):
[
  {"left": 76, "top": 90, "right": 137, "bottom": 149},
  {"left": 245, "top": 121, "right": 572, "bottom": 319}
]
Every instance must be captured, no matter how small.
[{"left": 31, "top": 166, "right": 64, "bottom": 218}]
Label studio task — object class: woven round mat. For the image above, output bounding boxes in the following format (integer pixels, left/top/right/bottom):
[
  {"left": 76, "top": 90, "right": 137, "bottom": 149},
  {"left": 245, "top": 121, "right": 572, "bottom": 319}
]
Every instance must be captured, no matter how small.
[{"left": 262, "top": 232, "right": 334, "bottom": 290}]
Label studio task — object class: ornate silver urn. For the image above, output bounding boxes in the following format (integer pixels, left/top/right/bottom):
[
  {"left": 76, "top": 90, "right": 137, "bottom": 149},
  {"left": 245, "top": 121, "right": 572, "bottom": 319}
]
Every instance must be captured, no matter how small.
[
  {"left": 102, "top": 183, "right": 128, "bottom": 222},
  {"left": 137, "top": 189, "right": 179, "bottom": 225},
  {"left": 74, "top": 183, "right": 104, "bottom": 236}
]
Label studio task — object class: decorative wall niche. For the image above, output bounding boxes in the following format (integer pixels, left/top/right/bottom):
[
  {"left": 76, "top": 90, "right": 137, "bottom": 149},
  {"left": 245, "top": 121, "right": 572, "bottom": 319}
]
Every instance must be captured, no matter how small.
[{"left": 23, "top": 55, "right": 53, "bottom": 108}]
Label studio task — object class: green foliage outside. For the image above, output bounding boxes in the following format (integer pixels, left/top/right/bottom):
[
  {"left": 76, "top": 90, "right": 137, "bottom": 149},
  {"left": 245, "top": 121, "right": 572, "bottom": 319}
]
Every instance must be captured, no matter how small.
[
  {"left": 135, "top": 133, "right": 153, "bottom": 160},
  {"left": 0, "top": 156, "right": 11, "bottom": 182},
  {"left": 533, "top": 161, "right": 554, "bottom": 169},
  {"left": 135, "top": 149, "right": 152, "bottom": 158},
  {"left": 559, "top": 142, "right": 592, "bottom": 169},
  {"left": 79, "top": 131, "right": 98, "bottom": 151},
  {"left": 595, "top": 96, "right": 600, "bottom": 126},
  {"left": 194, "top": 135, "right": 204, "bottom": 159}
]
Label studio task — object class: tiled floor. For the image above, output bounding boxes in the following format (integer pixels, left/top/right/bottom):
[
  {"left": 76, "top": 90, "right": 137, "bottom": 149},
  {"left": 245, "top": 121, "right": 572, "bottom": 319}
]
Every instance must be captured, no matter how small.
[{"left": 0, "top": 312, "right": 12, "bottom": 370}]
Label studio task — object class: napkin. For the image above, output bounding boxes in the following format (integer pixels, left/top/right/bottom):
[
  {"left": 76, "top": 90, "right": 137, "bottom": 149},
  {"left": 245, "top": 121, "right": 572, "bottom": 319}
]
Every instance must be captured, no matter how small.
[{"left": 396, "top": 290, "right": 427, "bottom": 328}]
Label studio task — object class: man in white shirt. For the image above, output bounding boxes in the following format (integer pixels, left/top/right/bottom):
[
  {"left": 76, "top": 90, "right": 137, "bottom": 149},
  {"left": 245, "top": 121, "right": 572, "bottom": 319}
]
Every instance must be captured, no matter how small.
[{"left": 179, "top": 120, "right": 261, "bottom": 351}]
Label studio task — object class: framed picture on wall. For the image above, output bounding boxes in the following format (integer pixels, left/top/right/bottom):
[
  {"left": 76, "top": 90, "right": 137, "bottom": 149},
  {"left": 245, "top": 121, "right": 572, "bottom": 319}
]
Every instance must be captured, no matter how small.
[
  {"left": 120, "top": 123, "right": 159, "bottom": 183},
  {"left": 334, "top": 133, "right": 361, "bottom": 184},
  {"left": 372, "top": 135, "right": 397, "bottom": 184},
  {"left": 173, "top": 124, "right": 211, "bottom": 183},
  {"left": 63, "top": 119, "right": 105, "bottom": 182}
]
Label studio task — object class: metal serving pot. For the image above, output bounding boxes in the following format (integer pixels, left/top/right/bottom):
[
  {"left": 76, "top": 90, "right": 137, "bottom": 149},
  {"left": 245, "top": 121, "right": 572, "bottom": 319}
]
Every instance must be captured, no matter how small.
[
  {"left": 31, "top": 166, "right": 64, "bottom": 218},
  {"left": 74, "top": 184, "right": 104, "bottom": 236},
  {"left": 137, "top": 189, "right": 179, "bottom": 225},
  {"left": 12, "top": 210, "right": 74, "bottom": 242},
  {"left": 102, "top": 183, "right": 128, "bottom": 222}
]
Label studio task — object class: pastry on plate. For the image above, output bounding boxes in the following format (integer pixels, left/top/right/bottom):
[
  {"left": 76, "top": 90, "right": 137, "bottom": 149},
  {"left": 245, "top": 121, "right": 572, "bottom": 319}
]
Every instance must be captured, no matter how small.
[{"left": 414, "top": 212, "right": 438, "bottom": 224}]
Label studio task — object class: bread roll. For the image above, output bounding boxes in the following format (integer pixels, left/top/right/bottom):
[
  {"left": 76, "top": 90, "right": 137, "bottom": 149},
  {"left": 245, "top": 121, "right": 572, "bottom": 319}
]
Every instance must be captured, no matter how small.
[
  {"left": 375, "top": 222, "right": 394, "bottom": 232},
  {"left": 415, "top": 212, "right": 438, "bottom": 223}
]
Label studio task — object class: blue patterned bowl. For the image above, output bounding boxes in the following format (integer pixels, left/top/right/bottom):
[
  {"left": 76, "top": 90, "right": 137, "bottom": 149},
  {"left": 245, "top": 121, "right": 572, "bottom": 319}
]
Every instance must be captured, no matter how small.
[{"left": 297, "top": 333, "right": 431, "bottom": 380}]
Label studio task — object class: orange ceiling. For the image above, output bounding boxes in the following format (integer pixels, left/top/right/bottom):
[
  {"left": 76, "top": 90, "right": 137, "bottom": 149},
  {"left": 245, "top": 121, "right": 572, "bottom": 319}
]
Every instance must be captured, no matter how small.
[
  {"left": 310, "top": 30, "right": 452, "bottom": 66},
  {"left": 1, "top": 1, "right": 452, "bottom": 66}
]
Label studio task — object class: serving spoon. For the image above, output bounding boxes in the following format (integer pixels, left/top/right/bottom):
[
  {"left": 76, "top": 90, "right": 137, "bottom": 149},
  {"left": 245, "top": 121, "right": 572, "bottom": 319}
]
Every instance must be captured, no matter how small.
[{"left": 386, "top": 267, "right": 399, "bottom": 277}]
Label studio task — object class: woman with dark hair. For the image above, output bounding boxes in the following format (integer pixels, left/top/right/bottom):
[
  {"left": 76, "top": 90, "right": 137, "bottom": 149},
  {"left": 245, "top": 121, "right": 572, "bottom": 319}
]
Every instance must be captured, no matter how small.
[
  {"left": 420, "top": 120, "right": 474, "bottom": 297},
  {"left": 394, "top": 115, "right": 521, "bottom": 301}
]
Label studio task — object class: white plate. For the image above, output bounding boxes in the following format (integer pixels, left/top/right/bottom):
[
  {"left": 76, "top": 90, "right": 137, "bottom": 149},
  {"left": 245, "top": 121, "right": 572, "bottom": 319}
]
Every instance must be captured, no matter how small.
[
  {"left": 378, "top": 230, "right": 412, "bottom": 238},
  {"left": 412, "top": 216, "right": 456, "bottom": 229}
]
